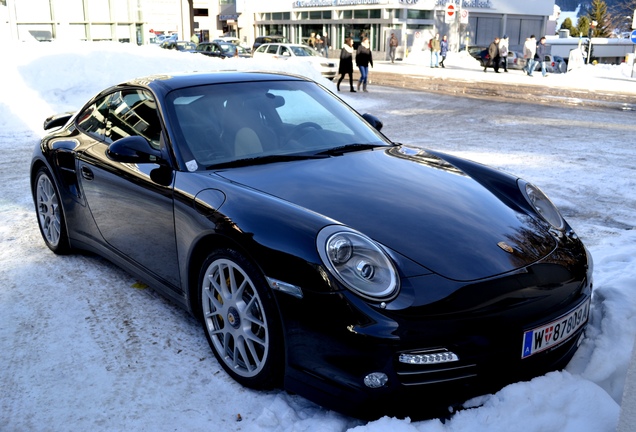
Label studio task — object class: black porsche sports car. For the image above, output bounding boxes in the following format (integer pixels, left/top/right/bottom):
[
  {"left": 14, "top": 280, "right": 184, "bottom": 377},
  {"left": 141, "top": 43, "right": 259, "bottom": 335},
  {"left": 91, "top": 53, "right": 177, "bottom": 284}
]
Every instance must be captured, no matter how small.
[{"left": 31, "top": 71, "right": 592, "bottom": 419}]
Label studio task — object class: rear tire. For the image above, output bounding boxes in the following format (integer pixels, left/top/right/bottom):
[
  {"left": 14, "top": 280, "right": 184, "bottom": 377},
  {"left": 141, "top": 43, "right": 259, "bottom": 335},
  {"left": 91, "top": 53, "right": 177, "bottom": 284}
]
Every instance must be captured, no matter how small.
[
  {"left": 198, "top": 248, "right": 283, "bottom": 389},
  {"left": 34, "top": 167, "right": 71, "bottom": 254}
]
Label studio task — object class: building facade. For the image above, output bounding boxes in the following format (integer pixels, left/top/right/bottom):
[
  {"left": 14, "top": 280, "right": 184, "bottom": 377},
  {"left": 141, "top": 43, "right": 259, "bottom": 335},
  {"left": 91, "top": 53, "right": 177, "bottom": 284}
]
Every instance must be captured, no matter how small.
[
  {"left": 1, "top": 0, "right": 554, "bottom": 56},
  {"left": 247, "top": 0, "right": 554, "bottom": 56},
  {"left": 0, "top": 0, "right": 214, "bottom": 44}
]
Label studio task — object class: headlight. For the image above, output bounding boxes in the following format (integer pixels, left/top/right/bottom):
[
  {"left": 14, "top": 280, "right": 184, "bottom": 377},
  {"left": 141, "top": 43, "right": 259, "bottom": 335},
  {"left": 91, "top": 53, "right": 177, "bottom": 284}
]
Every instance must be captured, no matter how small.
[
  {"left": 519, "top": 180, "right": 565, "bottom": 230},
  {"left": 317, "top": 226, "right": 399, "bottom": 300}
]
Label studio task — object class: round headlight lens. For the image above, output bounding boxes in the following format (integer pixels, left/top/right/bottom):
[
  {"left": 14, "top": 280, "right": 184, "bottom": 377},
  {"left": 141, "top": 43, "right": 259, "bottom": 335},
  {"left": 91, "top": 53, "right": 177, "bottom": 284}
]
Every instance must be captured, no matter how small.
[
  {"left": 327, "top": 235, "right": 353, "bottom": 263},
  {"left": 521, "top": 181, "right": 565, "bottom": 230},
  {"left": 317, "top": 226, "right": 399, "bottom": 300}
]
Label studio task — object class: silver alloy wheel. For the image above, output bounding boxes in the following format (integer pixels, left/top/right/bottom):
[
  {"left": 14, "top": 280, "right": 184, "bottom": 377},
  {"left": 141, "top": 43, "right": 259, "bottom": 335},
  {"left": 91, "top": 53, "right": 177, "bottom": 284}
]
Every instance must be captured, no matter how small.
[
  {"left": 201, "top": 258, "right": 269, "bottom": 377},
  {"left": 36, "top": 172, "right": 61, "bottom": 247}
]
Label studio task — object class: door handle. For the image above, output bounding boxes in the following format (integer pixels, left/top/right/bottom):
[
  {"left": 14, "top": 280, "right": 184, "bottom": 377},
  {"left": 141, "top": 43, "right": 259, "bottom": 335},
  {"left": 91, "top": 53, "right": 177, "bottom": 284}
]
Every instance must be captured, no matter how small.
[{"left": 81, "top": 166, "right": 94, "bottom": 180}]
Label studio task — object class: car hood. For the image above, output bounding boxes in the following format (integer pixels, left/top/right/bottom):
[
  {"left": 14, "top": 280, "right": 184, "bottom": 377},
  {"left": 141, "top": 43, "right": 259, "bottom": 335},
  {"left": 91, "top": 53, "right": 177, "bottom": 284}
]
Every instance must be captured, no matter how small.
[{"left": 215, "top": 146, "right": 555, "bottom": 281}]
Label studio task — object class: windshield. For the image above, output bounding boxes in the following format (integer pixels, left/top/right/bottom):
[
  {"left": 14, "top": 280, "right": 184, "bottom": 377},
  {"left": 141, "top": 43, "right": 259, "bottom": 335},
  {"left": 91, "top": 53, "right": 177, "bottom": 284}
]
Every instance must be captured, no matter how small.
[
  {"left": 219, "top": 43, "right": 245, "bottom": 54},
  {"left": 176, "top": 41, "right": 195, "bottom": 50},
  {"left": 290, "top": 46, "right": 318, "bottom": 57},
  {"left": 165, "top": 79, "right": 391, "bottom": 171}
]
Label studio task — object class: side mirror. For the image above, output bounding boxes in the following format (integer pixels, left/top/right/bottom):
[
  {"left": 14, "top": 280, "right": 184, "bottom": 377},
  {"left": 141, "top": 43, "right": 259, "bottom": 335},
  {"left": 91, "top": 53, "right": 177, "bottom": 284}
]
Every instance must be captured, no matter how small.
[
  {"left": 43, "top": 112, "right": 74, "bottom": 130},
  {"left": 362, "top": 113, "right": 383, "bottom": 132},
  {"left": 107, "top": 136, "right": 164, "bottom": 164}
]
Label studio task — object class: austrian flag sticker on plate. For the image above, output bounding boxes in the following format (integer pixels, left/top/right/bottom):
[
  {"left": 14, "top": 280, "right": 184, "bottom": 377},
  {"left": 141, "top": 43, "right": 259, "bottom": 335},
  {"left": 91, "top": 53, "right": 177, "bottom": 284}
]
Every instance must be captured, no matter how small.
[{"left": 521, "top": 299, "right": 590, "bottom": 359}]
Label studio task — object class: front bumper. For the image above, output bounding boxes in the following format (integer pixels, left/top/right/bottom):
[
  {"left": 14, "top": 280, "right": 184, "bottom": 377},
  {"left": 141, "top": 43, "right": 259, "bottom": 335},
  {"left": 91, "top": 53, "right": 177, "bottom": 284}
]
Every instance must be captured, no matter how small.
[{"left": 277, "top": 246, "right": 593, "bottom": 419}]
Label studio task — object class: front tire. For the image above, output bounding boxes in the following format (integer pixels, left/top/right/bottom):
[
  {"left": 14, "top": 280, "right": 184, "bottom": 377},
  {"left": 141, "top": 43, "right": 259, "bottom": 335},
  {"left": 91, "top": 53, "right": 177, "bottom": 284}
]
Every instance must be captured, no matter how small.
[
  {"left": 34, "top": 166, "right": 71, "bottom": 254},
  {"left": 198, "top": 249, "right": 283, "bottom": 389}
]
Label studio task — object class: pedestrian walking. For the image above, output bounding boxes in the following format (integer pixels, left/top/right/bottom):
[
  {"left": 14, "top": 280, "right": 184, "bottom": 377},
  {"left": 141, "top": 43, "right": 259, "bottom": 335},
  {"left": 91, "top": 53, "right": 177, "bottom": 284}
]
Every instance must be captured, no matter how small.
[
  {"left": 430, "top": 33, "right": 440, "bottom": 68},
  {"left": 440, "top": 35, "right": 449, "bottom": 68},
  {"left": 523, "top": 35, "right": 537, "bottom": 76},
  {"left": 323, "top": 33, "right": 330, "bottom": 58},
  {"left": 355, "top": 37, "right": 373, "bottom": 92},
  {"left": 337, "top": 38, "right": 356, "bottom": 92},
  {"left": 499, "top": 35, "right": 509, "bottom": 72},
  {"left": 485, "top": 37, "right": 500, "bottom": 73},
  {"left": 315, "top": 35, "right": 324, "bottom": 55},
  {"left": 389, "top": 33, "right": 398, "bottom": 63},
  {"left": 536, "top": 36, "right": 549, "bottom": 77}
]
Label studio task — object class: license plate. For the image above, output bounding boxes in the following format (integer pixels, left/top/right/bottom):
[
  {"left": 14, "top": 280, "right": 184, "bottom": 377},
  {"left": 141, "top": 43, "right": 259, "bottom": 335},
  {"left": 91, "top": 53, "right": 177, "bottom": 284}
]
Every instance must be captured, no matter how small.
[{"left": 521, "top": 299, "right": 590, "bottom": 359}]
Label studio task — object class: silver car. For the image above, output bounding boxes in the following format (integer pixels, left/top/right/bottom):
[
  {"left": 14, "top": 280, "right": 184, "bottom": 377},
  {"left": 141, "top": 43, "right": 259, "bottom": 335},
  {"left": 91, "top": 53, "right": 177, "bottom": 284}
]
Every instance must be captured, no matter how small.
[{"left": 252, "top": 43, "right": 337, "bottom": 80}]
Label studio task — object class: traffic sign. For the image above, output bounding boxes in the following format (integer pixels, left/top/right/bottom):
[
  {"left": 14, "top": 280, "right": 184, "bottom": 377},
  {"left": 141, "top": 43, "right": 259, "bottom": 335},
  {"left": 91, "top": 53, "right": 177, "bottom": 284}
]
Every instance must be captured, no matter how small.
[
  {"left": 445, "top": 4, "right": 455, "bottom": 23},
  {"left": 460, "top": 9, "right": 469, "bottom": 24},
  {"left": 631, "top": 30, "right": 636, "bottom": 43}
]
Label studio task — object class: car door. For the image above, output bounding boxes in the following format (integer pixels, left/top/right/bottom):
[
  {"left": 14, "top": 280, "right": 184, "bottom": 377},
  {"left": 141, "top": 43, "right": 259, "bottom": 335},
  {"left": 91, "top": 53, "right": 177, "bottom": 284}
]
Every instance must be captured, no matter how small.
[{"left": 75, "top": 87, "right": 181, "bottom": 290}]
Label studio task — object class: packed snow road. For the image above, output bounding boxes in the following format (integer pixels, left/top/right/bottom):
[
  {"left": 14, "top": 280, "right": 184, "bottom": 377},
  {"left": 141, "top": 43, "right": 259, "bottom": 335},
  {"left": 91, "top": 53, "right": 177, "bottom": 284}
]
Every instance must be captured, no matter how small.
[{"left": 1, "top": 74, "right": 635, "bottom": 431}]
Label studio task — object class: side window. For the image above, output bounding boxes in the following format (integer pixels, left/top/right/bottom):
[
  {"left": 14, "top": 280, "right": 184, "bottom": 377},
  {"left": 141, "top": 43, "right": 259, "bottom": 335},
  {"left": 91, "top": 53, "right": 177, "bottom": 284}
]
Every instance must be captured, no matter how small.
[
  {"left": 266, "top": 44, "right": 278, "bottom": 54},
  {"left": 77, "top": 89, "right": 162, "bottom": 149},
  {"left": 76, "top": 94, "right": 112, "bottom": 141}
]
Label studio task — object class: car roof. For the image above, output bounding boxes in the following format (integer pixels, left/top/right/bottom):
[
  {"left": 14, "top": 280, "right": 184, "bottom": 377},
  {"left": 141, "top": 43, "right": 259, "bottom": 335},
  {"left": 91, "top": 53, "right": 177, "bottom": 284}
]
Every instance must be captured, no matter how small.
[
  {"left": 257, "top": 35, "right": 286, "bottom": 39},
  {"left": 122, "top": 71, "right": 307, "bottom": 97},
  {"left": 261, "top": 42, "right": 305, "bottom": 47}
]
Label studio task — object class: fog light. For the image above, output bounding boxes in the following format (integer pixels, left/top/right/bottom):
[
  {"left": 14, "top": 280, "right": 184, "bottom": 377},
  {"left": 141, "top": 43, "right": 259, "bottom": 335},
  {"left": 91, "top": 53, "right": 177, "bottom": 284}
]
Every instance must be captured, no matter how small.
[
  {"left": 364, "top": 372, "right": 388, "bottom": 388},
  {"left": 399, "top": 350, "right": 459, "bottom": 365}
]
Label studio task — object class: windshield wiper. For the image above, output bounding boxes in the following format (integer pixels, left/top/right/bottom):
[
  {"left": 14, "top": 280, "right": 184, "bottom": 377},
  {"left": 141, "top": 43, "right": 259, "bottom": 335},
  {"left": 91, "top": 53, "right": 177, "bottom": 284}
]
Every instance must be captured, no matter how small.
[
  {"left": 314, "top": 143, "right": 387, "bottom": 156},
  {"left": 206, "top": 153, "right": 328, "bottom": 170}
]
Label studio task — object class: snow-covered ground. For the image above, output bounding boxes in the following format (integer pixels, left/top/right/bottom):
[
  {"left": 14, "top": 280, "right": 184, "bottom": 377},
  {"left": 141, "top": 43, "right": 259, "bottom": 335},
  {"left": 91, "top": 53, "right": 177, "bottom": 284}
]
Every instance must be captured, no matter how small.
[{"left": 1, "top": 41, "right": 635, "bottom": 432}]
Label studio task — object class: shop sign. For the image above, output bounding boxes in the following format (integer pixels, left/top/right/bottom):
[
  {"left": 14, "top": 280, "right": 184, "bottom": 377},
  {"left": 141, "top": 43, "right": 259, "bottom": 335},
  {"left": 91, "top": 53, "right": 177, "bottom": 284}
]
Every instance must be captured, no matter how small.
[
  {"left": 293, "top": 0, "right": 387, "bottom": 7},
  {"left": 220, "top": 14, "right": 239, "bottom": 20},
  {"left": 435, "top": 0, "right": 493, "bottom": 8}
]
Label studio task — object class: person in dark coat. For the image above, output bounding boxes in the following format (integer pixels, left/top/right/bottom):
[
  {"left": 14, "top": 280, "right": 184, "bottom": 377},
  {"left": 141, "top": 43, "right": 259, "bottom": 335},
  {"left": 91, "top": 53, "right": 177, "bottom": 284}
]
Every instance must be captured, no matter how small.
[
  {"left": 337, "top": 38, "right": 356, "bottom": 92},
  {"left": 485, "top": 37, "right": 500, "bottom": 73},
  {"left": 536, "top": 36, "right": 549, "bottom": 77},
  {"left": 439, "top": 35, "right": 449, "bottom": 68},
  {"left": 355, "top": 37, "right": 373, "bottom": 92}
]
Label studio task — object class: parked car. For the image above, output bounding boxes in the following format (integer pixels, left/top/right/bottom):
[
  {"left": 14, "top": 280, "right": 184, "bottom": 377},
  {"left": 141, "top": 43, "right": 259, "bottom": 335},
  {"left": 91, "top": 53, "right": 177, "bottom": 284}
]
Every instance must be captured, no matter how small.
[
  {"left": 506, "top": 51, "right": 526, "bottom": 70},
  {"left": 533, "top": 55, "right": 568, "bottom": 74},
  {"left": 213, "top": 37, "right": 251, "bottom": 53},
  {"left": 32, "top": 71, "right": 592, "bottom": 420},
  {"left": 252, "top": 35, "right": 289, "bottom": 52},
  {"left": 469, "top": 47, "right": 495, "bottom": 68},
  {"left": 549, "top": 55, "right": 568, "bottom": 73},
  {"left": 252, "top": 43, "right": 337, "bottom": 79},
  {"left": 467, "top": 45, "right": 487, "bottom": 61},
  {"left": 150, "top": 34, "right": 167, "bottom": 44},
  {"left": 195, "top": 42, "right": 250, "bottom": 58},
  {"left": 160, "top": 40, "right": 196, "bottom": 52},
  {"left": 471, "top": 48, "right": 526, "bottom": 71}
]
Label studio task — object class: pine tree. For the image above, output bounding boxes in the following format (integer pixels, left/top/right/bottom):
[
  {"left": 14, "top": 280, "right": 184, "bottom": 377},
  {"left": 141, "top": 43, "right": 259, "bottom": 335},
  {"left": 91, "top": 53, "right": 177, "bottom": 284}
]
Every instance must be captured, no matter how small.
[
  {"left": 559, "top": 17, "right": 580, "bottom": 36},
  {"left": 577, "top": 15, "right": 592, "bottom": 37},
  {"left": 586, "top": 0, "right": 612, "bottom": 37}
]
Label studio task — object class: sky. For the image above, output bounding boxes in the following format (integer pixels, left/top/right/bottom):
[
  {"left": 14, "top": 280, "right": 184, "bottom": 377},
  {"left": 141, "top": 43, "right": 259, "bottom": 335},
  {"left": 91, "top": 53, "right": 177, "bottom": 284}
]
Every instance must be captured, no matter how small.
[{"left": 1, "top": 41, "right": 635, "bottom": 432}]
